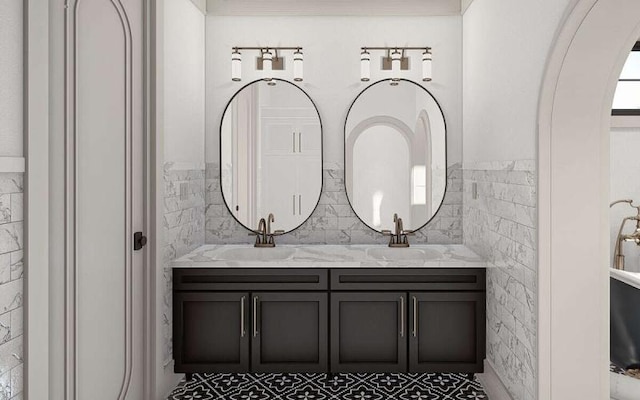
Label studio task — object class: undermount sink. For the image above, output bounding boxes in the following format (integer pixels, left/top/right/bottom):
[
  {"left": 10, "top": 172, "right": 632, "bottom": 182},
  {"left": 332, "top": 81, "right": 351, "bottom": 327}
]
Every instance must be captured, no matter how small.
[
  {"left": 218, "top": 247, "right": 295, "bottom": 261},
  {"left": 366, "top": 247, "right": 442, "bottom": 261}
]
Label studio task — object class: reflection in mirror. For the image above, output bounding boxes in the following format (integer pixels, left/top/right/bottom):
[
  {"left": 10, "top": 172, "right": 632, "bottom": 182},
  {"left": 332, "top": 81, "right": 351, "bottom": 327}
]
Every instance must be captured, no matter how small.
[
  {"left": 345, "top": 79, "right": 446, "bottom": 232},
  {"left": 221, "top": 79, "right": 322, "bottom": 233}
]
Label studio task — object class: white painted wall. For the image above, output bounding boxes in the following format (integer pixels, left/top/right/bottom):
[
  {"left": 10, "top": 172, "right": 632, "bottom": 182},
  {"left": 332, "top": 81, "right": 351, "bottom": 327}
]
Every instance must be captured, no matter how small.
[
  {"left": 205, "top": 16, "right": 463, "bottom": 167},
  {"left": 164, "top": 0, "right": 205, "bottom": 165},
  {"left": 0, "top": 0, "right": 23, "bottom": 158},
  {"left": 462, "top": 0, "right": 570, "bottom": 162},
  {"left": 610, "top": 127, "right": 640, "bottom": 273}
]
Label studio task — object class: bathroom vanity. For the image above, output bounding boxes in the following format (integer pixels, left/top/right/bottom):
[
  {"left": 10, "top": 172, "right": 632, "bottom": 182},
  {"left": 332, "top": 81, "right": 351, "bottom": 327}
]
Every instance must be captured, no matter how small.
[{"left": 172, "top": 245, "right": 486, "bottom": 375}]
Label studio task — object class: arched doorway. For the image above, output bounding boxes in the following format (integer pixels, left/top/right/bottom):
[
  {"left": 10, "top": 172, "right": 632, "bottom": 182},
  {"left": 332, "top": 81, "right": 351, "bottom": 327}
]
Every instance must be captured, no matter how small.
[{"left": 538, "top": 0, "right": 640, "bottom": 398}]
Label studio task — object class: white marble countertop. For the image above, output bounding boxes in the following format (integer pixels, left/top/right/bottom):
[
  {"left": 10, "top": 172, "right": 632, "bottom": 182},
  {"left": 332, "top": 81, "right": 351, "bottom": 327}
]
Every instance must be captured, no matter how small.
[{"left": 171, "top": 244, "right": 486, "bottom": 268}]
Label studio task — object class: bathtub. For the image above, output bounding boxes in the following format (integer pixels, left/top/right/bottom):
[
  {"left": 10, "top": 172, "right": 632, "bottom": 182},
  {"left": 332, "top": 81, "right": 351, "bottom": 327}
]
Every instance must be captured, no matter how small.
[{"left": 610, "top": 268, "right": 640, "bottom": 400}]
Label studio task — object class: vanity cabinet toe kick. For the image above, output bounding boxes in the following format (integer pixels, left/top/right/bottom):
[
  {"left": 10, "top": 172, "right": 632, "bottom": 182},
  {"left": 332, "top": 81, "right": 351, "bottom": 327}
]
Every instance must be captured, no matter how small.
[{"left": 172, "top": 268, "right": 486, "bottom": 374}]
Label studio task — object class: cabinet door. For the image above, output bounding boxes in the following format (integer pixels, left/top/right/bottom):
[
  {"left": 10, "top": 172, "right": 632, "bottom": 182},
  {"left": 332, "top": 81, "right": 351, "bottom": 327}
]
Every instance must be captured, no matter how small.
[
  {"left": 331, "top": 293, "right": 407, "bottom": 372},
  {"left": 409, "top": 292, "right": 485, "bottom": 373},
  {"left": 173, "top": 292, "right": 249, "bottom": 373},
  {"left": 252, "top": 292, "right": 328, "bottom": 372}
]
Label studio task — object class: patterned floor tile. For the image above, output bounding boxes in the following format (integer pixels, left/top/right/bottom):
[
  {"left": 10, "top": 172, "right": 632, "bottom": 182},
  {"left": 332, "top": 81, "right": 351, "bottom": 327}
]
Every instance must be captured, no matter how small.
[{"left": 167, "top": 372, "right": 487, "bottom": 400}]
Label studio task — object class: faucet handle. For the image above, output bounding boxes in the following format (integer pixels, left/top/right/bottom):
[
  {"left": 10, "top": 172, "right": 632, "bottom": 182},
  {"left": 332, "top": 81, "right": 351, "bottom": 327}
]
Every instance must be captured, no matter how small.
[
  {"left": 401, "top": 230, "right": 415, "bottom": 236},
  {"left": 381, "top": 230, "right": 393, "bottom": 236},
  {"left": 272, "top": 230, "right": 285, "bottom": 236}
]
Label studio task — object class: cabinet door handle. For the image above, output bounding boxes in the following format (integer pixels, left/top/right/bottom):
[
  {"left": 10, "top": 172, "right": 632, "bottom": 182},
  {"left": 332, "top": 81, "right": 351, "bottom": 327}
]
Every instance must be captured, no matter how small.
[
  {"left": 240, "top": 296, "right": 246, "bottom": 337},
  {"left": 298, "top": 195, "right": 302, "bottom": 215},
  {"left": 399, "top": 296, "right": 405, "bottom": 337},
  {"left": 292, "top": 132, "right": 296, "bottom": 152},
  {"left": 412, "top": 296, "right": 418, "bottom": 337},
  {"left": 253, "top": 296, "right": 259, "bottom": 337},
  {"left": 298, "top": 132, "right": 302, "bottom": 152},
  {"left": 292, "top": 195, "right": 296, "bottom": 215}
]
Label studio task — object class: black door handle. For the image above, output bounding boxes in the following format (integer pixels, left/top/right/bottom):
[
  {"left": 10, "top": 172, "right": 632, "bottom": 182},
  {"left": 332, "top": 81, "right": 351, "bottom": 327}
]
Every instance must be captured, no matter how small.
[{"left": 134, "top": 232, "right": 147, "bottom": 251}]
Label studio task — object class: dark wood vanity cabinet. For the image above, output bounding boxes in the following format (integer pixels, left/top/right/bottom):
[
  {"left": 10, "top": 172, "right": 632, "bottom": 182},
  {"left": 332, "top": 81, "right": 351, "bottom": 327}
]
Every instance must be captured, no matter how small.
[
  {"left": 252, "top": 292, "right": 328, "bottom": 372},
  {"left": 331, "top": 292, "right": 407, "bottom": 372},
  {"left": 409, "top": 292, "right": 485, "bottom": 373},
  {"left": 173, "top": 267, "right": 485, "bottom": 374},
  {"left": 173, "top": 292, "right": 249, "bottom": 372}
]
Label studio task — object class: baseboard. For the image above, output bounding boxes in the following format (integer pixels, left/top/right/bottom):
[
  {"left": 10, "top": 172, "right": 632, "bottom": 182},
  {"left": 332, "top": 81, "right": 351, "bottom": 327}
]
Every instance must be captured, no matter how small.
[
  {"left": 159, "top": 360, "right": 184, "bottom": 400},
  {"left": 476, "top": 360, "right": 514, "bottom": 400}
]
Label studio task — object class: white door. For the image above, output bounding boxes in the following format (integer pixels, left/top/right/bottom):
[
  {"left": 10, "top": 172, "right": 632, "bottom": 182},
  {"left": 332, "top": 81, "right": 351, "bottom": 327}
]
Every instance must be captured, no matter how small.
[{"left": 69, "top": 0, "right": 145, "bottom": 398}]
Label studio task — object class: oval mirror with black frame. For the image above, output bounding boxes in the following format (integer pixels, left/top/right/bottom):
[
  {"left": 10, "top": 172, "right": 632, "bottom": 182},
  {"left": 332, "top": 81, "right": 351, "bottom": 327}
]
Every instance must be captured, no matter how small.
[
  {"left": 344, "top": 79, "right": 447, "bottom": 233},
  {"left": 220, "top": 79, "right": 323, "bottom": 233}
]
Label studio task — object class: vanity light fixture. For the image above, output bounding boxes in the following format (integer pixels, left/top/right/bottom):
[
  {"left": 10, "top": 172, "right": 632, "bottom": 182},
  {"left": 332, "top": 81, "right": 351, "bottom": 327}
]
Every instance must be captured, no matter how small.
[
  {"left": 422, "top": 49, "right": 432, "bottom": 82},
  {"left": 293, "top": 48, "right": 303, "bottom": 82},
  {"left": 231, "top": 49, "right": 242, "bottom": 81},
  {"left": 230, "top": 46, "right": 304, "bottom": 83},
  {"left": 360, "top": 46, "right": 433, "bottom": 83},
  {"left": 262, "top": 49, "right": 275, "bottom": 86},
  {"left": 390, "top": 49, "right": 402, "bottom": 86},
  {"left": 360, "top": 49, "right": 371, "bottom": 81}
]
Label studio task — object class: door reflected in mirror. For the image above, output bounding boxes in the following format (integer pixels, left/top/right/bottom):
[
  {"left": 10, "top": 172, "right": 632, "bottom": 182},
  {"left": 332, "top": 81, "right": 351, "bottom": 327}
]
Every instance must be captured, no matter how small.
[
  {"left": 345, "top": 79, "right": 447, "bottom": 232},
  {"left": 220, "top": 79, "right": 322, "bottom": 233}
]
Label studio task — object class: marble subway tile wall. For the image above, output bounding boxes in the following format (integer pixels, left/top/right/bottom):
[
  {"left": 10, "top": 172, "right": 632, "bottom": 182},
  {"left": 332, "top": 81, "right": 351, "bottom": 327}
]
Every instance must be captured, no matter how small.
[
  {"left": 0, "top": 174, "right": 23, "bottom": 400},
  {"left": 463, "top": 161, "right": 536, "bottom": 400},
  {"left": 163, "top": 163, "right": 205, "bottom": 365},
  {"left": 205, "top": 162, "right": 463, "bottom": 245}
]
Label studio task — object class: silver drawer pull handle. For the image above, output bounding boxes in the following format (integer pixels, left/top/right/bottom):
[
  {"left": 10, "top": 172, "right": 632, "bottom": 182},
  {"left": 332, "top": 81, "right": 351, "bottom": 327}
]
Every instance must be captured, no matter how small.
[
  {"left": 240, "top": 296, "right": 246, "bottom": 337},
  {"left": 412, "top": 296, "right": 418, "bottom": 337},
  {"left": 253, "top": 296, "right": 259, "bottom": 337},
  {"left": 400, "top": 296, "right": 405, "bottom": 337},
  {"left": 292, "top": 132, "right": 296, "bottom": 152},
  {"left": 298, "top": 132, "right": 302, "bottom": 152}
]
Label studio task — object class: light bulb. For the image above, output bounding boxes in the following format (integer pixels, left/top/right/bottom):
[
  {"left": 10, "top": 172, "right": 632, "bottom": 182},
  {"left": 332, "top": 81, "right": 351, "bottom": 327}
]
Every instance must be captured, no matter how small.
[
  {"left": 262, "top": 49, "right": 274, "bottom": 85},
  {"left": 360, "top": 50, "right": 370, "bottom": 82},
  {"left": 391, "top": 50, "right": 402, "bottom": 86},
  {"left": 422, "top": 49, "right": 432, "bottom": 82},
  {"left": 293, "top": 49, "right": 303, "bottom": 82},
  {"left": 231, "top": 49, "right": 242, "bottom": 82},
  {"left": 262, "top": 49, "right": 273, "bottom": 74}
]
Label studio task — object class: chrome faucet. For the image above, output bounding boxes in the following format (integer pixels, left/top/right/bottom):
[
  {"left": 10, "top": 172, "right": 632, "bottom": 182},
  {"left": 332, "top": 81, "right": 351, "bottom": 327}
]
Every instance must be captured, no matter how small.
[
  {"left": 381, "top": 213, "right": 414, "bottom": 247},
  {"left": 610, "top": 199, "right": 640, "bottom": 270},
  {"left": 249, "top": 213, "right": 284, "bottom": 247}
]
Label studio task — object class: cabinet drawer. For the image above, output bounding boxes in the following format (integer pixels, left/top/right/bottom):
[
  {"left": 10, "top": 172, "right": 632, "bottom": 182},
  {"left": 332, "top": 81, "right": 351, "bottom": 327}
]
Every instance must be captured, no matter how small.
[
  {"left": 330, "top": 268, "right": 485, "bottom": 291},
  {"left": 174, "top": 268, "right": 329, "bottom": 291}
]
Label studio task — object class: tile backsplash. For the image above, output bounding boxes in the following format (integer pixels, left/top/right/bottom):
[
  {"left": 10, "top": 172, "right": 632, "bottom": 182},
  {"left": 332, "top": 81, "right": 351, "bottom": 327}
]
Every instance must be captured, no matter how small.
[
  {"left": 162, "top": 163, "right": 205, "bottom": 366},
  {"left": 205, "top": 162, "right": 463, "bottom": 245},
  {"left": 0, "top": 173, "right": 23, "bottom": 400},
  {"left": 463, "top": 160, "right": 536, "bottom": 400}
]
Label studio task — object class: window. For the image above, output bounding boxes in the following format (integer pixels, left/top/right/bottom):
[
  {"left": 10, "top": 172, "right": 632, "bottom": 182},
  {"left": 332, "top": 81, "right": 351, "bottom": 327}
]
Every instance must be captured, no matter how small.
[{"left": 612, "top": 42, "right": 640, "bottom": 115}]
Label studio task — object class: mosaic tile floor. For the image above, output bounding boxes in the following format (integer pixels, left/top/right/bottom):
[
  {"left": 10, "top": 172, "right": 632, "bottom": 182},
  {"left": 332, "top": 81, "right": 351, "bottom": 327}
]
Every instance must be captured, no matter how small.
[{"left": 168, "top": 372, "right": 487, "bottom": 400}]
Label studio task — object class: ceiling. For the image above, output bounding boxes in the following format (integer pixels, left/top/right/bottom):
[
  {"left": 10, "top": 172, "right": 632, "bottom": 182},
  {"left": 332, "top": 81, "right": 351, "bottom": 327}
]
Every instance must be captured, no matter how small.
[{"left": 206, "top": 0, "right": 469, "bottom": 16}]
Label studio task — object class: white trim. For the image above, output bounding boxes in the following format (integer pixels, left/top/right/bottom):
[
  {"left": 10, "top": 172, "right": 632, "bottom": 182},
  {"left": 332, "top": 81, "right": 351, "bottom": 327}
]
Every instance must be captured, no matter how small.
[
  {"left": 611, "top": 115, "right": 640, "bottom": 128},
  {"left": 475, "top": 360, "right": 514, "bottom": 400},
  {"left": 25, "top": 0, "right": 50, "bottom": 398},
  {"left": 189, "top": 0, "right": 206, "bottom": 14},
  {"left": 152, "top": 1, "right": 184, "bottom": 397},
  {"left": 205, "top": 0, "right": 462, "bottom": 16},
  {"left": 461, "top": 0, "right": 475, "bottom": 14},
  {"left": 0, "top": 157, "right": 26, "bottom": 173},
  {"left": 538, "top": 0, "right": 640, "bottom": 398}
]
